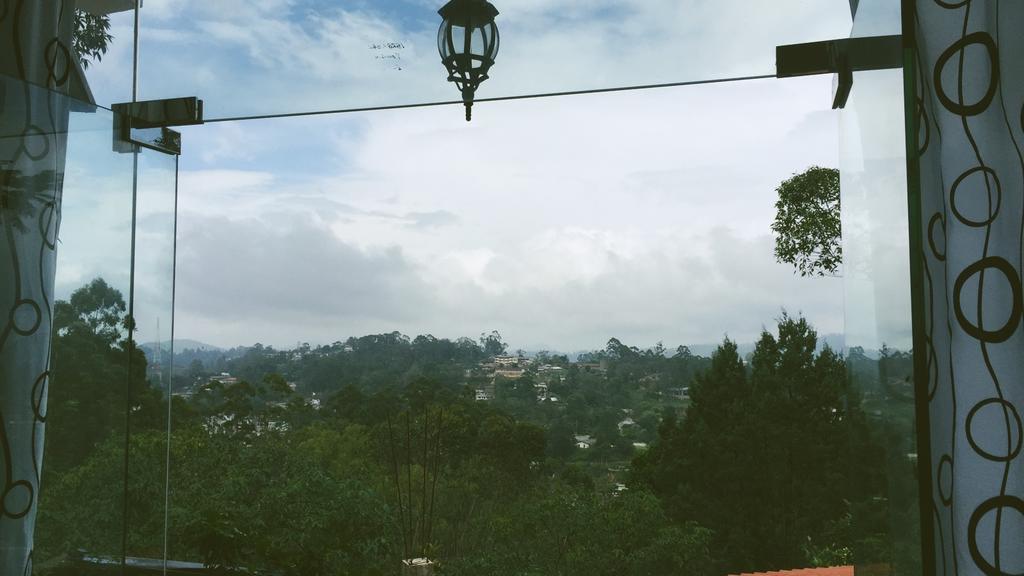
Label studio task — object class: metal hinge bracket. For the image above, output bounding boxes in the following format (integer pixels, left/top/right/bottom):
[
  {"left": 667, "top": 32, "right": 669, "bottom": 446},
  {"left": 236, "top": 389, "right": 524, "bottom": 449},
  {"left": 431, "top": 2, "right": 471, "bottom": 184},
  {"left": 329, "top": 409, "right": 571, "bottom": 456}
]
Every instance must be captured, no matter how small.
[
  {"left": 776, "top": 35, "right": 902, "bottom": 109},
  {"left": 112, "top": 96, "right": 203, "bottom": 155}
]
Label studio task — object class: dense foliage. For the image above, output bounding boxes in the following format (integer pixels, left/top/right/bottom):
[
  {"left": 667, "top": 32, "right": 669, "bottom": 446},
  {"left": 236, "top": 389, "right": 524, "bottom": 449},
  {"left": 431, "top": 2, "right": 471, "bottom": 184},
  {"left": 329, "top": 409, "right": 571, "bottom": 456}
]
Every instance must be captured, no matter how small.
[
  {"left": 35, "top": 280, "right": 918, "bottom": 576},
  {"left": 633, "top": 316, "right": 894, "bottom": 573},
  {"left": 72, "top": 11, "right": 113, "bottom": 70},
  {"left": 772, "top": 166, "right": 842, "bottom": 277}
]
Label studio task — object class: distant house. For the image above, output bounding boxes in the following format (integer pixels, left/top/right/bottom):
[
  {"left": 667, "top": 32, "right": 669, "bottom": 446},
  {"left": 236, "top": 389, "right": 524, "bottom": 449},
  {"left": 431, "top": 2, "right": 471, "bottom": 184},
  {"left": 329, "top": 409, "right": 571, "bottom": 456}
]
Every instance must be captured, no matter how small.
[
  {"left": 574, "top": 434, "right": 594, "bottom": 449},
  {"left": 494, "top": 368, "right": 525, "bottom": 379},
  {"left": 79, "top": 555, "right": 209, "bottom": 573},
  {"left": 617, "top": 417, "right": 636, "bottom": 432},
  {"left": 402, "top": 557, "right": 435, "bottom": 576},
  {"left": 494, "top": 355, "right": 522, "bottom": 367},
  {"left": 632, "top": 442, "right": 649, "bottom": 451},
  {"left": 259, "top": 420, "right": 289, "bottom": 434},
  {"left": 210, "top": 372, "right": 239, "bottom": 385},
  {"left": 576, "top": 362, "right": 606, "bottom": 373},
  {"left": 475, "top": 389, "right": 492, "bottom": 401},
  {"left": 728, "top": 567, "right": 854, "bottom": 576},
  {"left": 535, "top": 382, "right": 549, "bottom": 401},
  {"left": 669, "top": 387, "right": 689, "bottom": 400},
  {"left": 204, "top": 414, "right": 232, "bottom": 432}
]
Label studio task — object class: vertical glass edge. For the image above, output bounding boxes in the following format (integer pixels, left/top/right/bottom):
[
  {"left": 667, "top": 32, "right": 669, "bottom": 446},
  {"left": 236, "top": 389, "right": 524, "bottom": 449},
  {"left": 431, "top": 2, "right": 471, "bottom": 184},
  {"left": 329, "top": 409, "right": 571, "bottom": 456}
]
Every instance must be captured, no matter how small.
[{"left": 900, "top": 1, "right": 937, "bottom": 574}]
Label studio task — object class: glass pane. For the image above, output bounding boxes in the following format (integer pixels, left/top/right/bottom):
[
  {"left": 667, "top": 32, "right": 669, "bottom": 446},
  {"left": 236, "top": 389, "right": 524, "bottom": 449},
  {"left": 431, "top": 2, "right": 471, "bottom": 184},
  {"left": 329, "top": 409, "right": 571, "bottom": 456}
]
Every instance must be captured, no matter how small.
[
  {"left": 471, "top": 28, "right": 486, "bottom": 56},
  {"left": 158, "top": 75, "right": 914, "bottom": 575},
  {"left": 850, "top": 0, "right": 901, "bottom": 37},
  {"left": 840, "top": 3, "right": 920, "bottom": 574},
  {"left": 452, "top": 26, "right": 466, "bottom": 57},
  {"left": 127, "top": 1, "right": 851, "bottom": 119},
  {"left": 9, "top": 75, "right": 138, "bottom": 572},
  {"left": 2, "top": 74, "right": 180, "bottom": 574},
  {"left": 125, "top": 149, "right": 178, "bottom": 564}
]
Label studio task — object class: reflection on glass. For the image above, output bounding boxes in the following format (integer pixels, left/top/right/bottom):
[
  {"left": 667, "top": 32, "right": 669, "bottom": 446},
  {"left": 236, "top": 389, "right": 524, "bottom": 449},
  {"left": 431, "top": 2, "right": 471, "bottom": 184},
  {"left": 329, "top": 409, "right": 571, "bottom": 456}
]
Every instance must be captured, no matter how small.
[
  {"left": 840, "top": 6, "right": 920, "bottom": 572},
  {"left": 849, "top": 0, "right": 901, "bottom": 37},
  {"left": 125, "top": 149, "right": 178, "bottom": 564},
  {"left": 29, "top": 86, "right": 135, "bottom": 571},
  {"left": 13, "top": 80, "right": 180, "bottom": 575},
  {"left": 70, "top": 4, "right": 136, "bottom": 107},
  {"left": 129, "top": 127, "right": 183, "bottom": 156},
  {"left": 0, "top": 71, "right": 75, "bottom": 576}
]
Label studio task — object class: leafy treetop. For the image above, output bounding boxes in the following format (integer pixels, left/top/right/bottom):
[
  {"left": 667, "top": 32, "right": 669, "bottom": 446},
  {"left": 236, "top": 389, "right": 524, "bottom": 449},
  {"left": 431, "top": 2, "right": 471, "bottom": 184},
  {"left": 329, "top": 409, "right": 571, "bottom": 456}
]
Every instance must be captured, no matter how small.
[
  {"left": 73, "top": 11, "right": 113, "bottom": 70},
  {"left": 772, "top": 166, "right": 842, "bottom": 277}
]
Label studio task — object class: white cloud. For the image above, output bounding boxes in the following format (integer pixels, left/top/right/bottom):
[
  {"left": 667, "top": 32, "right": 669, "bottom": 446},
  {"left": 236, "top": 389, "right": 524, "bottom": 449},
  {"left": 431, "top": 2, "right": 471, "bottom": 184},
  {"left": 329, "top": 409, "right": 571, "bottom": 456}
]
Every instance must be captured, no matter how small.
[
  {"left": 175, "top": 212, "right": 434, "bottom": 348},
  {"left": 172, "top": 75, "right": 850, "bottom": 350}
]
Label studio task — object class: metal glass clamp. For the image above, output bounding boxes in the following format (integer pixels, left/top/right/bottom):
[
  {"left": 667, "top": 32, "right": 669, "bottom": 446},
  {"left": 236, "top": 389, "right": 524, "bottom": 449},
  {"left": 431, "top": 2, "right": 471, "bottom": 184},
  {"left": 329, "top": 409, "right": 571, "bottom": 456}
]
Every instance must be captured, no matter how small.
[
  {"left": 776, "top": 35, "right": 902, "bottom": 109},
  {"left": 112, "top": 96, "right": 203, "bottom": 155}
]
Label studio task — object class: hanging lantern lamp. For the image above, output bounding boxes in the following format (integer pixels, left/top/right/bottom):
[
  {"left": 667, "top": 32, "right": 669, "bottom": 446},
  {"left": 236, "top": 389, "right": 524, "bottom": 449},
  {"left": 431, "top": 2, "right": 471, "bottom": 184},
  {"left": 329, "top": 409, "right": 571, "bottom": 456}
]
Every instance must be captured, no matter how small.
[{"left": 437, "top": 0, "right": 500, "bottom": 121}]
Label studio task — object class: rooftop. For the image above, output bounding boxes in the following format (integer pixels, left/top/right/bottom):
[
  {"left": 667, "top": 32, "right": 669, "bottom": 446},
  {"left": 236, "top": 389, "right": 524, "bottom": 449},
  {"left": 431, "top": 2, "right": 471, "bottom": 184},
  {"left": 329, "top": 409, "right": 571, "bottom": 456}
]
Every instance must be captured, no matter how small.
[{"left": 731, "top": 567, "right": 854, "bottom": 576}]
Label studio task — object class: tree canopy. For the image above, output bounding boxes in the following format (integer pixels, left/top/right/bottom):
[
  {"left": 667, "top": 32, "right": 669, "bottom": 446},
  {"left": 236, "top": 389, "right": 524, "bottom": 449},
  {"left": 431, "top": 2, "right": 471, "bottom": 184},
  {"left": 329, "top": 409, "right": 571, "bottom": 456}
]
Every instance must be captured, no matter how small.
[
  {"left": 34, "top": 279, "right": 916, "bottom": 576},
  {"left": 772, "top": 166, "right": 842, "bottom": 277},
  {"left": 633, "top": 314, "right": 890, "bottom": 573},
  {"left": 73, "top": 11, "right": 113, "bottom": 70}
]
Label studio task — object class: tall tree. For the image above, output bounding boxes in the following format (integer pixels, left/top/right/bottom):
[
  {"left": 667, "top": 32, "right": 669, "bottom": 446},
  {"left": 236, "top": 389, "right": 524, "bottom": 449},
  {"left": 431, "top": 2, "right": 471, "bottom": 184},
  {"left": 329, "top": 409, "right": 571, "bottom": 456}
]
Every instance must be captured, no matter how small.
[
  {"left": 479, "top": 330, "right": 508, "bottom": 357},
  {"left": 46, "top": 279, "right": 159, "bottom": 473},
  {"left": 635, "top": 316, "right": 887, "bottom": 573}
]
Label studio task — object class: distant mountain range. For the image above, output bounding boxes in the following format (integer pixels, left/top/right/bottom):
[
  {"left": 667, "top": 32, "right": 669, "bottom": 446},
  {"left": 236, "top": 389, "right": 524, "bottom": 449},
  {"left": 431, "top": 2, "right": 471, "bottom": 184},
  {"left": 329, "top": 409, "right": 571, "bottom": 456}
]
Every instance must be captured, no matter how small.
[
  {"left": 527, "top": 333, "right": 847, "bottom": 362},
  {"left": 153, "top": 334, "right": 847, "bottom": 361},
  {"left": 141, "top": 339, "right": 224, "bottom": 353},
  {"left": 682, "top": 333, "right": 846, "bottom": 359}
]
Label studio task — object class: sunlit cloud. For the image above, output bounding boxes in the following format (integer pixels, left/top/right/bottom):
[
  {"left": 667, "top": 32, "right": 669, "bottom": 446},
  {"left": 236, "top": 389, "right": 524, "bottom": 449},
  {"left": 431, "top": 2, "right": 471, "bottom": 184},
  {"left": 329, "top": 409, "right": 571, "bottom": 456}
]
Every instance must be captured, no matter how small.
[{"left": 168, "top": 75, "right": 849, "bottom": 350}]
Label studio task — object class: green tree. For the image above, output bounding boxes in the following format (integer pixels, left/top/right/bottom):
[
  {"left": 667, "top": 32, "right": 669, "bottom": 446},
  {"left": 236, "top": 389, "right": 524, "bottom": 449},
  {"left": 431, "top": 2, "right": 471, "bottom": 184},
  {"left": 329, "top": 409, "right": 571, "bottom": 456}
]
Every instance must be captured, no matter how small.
[
  {"left": 635, "top": 316, "right": 887, "bottom": 573},
  {"left": 439, "top": 488, "right": 713, "bottom": 576},
  {"left": 187, "top": 358, "right": 205, "bottom": 380},
  {"left": 479, "top": 330, "right": 508, "bottom": 357},
  {"left": 772, "top": 166, "right": 841, "bottom": 276},
  {"left": 546, "top": 420, "right": 576, "bottom": 460},
  {"left": 73, "top": 11, "right": 113, "bottom": 69},
  {"left": 45, "top": 279, "right": 159, "bottom": 473}
]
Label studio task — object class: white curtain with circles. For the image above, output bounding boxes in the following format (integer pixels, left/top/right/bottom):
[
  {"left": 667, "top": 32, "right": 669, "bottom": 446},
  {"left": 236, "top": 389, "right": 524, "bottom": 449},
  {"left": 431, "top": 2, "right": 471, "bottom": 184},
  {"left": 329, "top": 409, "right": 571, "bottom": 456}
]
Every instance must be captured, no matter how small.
[{"left": 915, "top": 2, "right": 1023, "bottom": 574}]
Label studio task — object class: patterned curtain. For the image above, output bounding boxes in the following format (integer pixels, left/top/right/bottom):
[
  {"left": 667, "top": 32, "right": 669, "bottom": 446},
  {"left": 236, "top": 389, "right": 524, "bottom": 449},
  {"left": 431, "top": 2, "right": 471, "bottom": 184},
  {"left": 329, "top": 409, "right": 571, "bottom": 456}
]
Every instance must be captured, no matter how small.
[
  {"left": 914, "top": 2, "right": 1023, "bottom": 575},
  {"left": 0, "top": 2, "right": 75, "bottom": 575}
]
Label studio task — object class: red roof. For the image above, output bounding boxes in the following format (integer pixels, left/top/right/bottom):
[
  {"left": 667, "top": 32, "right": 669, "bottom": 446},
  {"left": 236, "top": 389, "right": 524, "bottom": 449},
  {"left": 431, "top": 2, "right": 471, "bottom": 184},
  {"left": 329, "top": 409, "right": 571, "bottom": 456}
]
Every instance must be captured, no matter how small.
[{"left": 731, "top": 567, "right": 854, "bottom": 576}]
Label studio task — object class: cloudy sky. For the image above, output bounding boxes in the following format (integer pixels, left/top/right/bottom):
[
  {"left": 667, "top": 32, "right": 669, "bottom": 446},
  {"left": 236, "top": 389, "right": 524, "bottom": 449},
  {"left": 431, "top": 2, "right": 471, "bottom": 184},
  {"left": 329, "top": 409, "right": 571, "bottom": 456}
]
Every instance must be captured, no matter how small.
[
  {"left": 55, "top": 1, "right": 914, "bottom": 353},
  {"left": 85, "top": 0, "right": 856, "bottom": 118}
]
